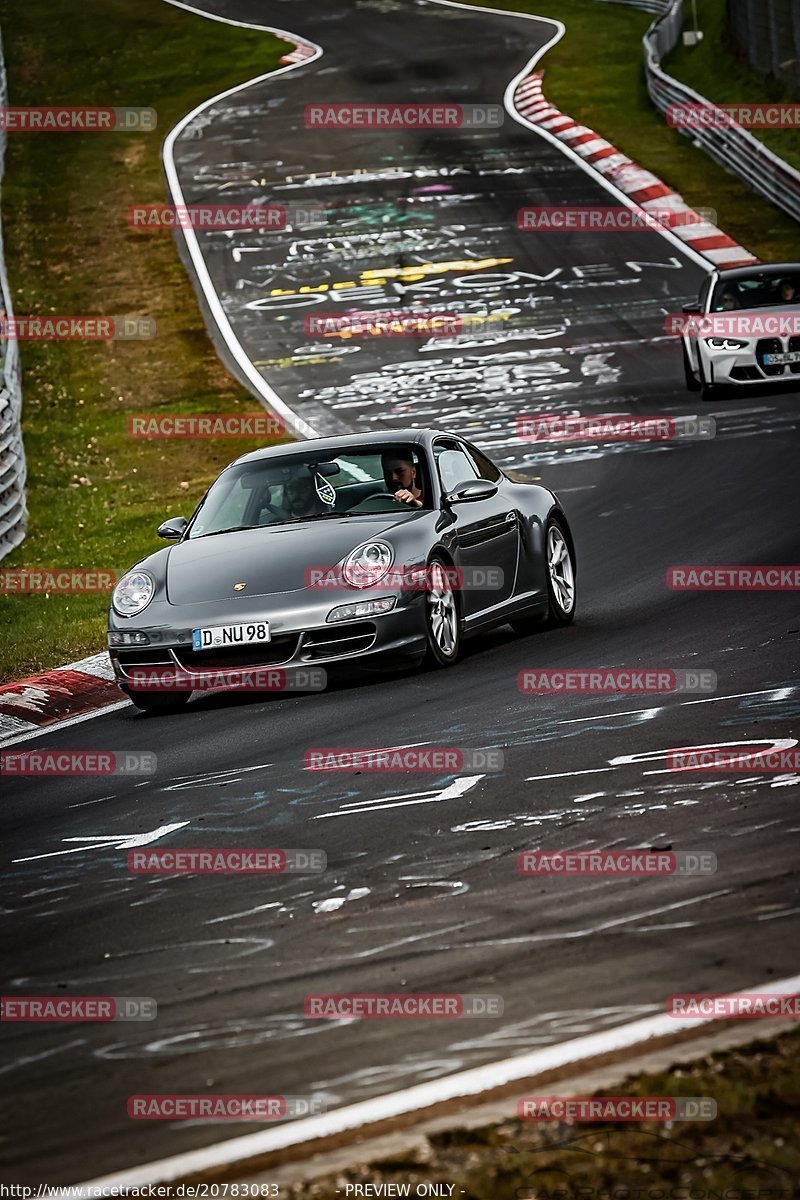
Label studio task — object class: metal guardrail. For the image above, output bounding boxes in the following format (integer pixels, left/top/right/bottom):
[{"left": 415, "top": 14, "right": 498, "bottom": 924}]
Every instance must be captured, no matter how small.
[
  {"left": 597, "top": 0, "right": 800, "bottom": 226},
  {"left": 0, "top": 28, "right": 27, "bottom": 561}
]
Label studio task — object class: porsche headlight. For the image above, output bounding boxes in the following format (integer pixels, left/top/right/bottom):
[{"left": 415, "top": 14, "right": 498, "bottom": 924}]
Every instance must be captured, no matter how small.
[
  {"left": 341, "top": 541, "right": 394, "bottom": 589},
  {"left": 706, "top": 337, "right": 748, "bottom": 350},
  {"left": 112, "top": 570, "right": 155, "bottom": 617}
]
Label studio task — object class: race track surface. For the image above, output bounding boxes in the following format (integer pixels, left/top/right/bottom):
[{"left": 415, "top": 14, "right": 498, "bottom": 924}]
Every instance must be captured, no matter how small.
[{"left": 2, "top": 0, "right": 799, "bottom": 1182}]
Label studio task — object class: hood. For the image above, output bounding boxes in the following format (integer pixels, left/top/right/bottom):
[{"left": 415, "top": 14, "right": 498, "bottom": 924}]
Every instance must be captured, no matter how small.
[{"left": 165, "top": 514, "right": 412, "bottom": 605}]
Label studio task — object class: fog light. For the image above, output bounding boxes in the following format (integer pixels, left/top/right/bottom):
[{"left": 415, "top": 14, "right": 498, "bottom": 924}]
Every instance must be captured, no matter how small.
[
  {"left": 327, "top": 597, "right": 396, "bottom": 623},
  {"left": 108, "top": 630, "right": 151, "bottom": 647}
]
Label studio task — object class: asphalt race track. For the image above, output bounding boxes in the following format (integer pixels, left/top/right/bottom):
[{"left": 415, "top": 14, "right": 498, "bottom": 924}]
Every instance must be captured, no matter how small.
[{"left": 2, "top": 0, "right": 800, "bottom": 1183}]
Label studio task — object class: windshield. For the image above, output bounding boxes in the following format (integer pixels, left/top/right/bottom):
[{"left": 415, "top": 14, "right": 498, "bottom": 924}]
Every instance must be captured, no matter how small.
[
  {"left": 188, "top": 446, "right": 432, "bottom": 538},
  {"left": 710, "top": 272, "right": 800, "bottom": 311}
]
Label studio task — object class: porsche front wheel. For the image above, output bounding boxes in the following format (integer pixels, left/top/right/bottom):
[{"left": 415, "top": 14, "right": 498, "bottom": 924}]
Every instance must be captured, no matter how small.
[{"left": 424, "top": 557, "right": 461, "bottom": 667}]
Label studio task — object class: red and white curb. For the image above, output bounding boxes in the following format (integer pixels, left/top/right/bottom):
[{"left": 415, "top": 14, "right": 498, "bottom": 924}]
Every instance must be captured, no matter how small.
[
  {"left": 513, "top": 72, "right": 759, "bottom": 270},
  {"left": 0, "top": 652, "right": 126, "bottom": 744}
]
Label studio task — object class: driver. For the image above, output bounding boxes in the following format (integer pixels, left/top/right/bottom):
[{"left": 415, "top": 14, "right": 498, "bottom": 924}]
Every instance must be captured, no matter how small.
[
  {"left": 381, "top": 450, "right": 425, "bottom": 508},
  {"left": 778, "top": 278, "right": 798, "bottom": 303}
]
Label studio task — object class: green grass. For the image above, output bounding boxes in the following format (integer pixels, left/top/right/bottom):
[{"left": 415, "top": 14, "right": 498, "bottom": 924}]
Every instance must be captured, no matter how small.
[
  {"left": 666, "top": 0, "right": 800, "bottom": 175},
  {"left": 0, "top": 0, "right": 288, "bottom": 682},
  {"left": 285, "top": 1028, "right": 800, "bottom": 1199},
  {"left": 460, "top": 0, "right": 800, "bottom": 262}
]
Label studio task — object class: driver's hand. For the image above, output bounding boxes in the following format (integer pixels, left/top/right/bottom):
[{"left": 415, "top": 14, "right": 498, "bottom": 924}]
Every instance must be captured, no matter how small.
[{"left": 394, "top": 488, "right": 422, "bottom": 507}]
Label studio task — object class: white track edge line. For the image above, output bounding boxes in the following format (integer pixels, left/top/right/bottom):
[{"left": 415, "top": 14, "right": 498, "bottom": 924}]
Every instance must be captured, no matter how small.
[
  {"left": 161, "top": 0, "right": 324, "bottom": 440},
  {"left": 71, "top": 973, "right": 800, "bottom": 1188}
]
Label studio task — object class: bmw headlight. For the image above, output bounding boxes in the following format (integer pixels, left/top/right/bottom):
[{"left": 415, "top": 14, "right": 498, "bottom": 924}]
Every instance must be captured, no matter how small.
[
  {"left": 112, "top": 570, "right": 155, "bottom": 617},
  {"left": 341, "top": 541, "right": 394, "bottom": 589},
  {"left": 706, "top": 337, "right": 748, "bottom": 350}
]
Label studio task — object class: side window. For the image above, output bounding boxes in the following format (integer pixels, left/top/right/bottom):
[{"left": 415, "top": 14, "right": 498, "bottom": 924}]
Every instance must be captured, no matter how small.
[
  {"left": 463, "top": 442, "right": 501, "bottom": 482},
  {"left": 434, "top": 440, "right": 479, "bottom": 493}
]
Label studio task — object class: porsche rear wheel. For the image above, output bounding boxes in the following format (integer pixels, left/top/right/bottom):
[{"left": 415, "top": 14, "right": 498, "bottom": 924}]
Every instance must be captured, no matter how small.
[
  {"left": 511, "top": 517, "right": 576, "bottom": 634},
  {"left": 423, "top": 557, "right": 461, "bottom": 667}
]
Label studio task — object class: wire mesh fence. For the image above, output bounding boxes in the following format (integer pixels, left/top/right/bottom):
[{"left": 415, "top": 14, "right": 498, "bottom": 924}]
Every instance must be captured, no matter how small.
[{"left": 0, "top": 28, "right": 28, "bottom": 562}]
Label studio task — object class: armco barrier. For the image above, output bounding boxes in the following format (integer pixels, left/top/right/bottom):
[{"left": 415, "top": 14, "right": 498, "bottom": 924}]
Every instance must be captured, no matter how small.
[
  {"left": 0, "top": 29, "right": 27, "bottom": 561},
  {"left": 597, "top": 0, "right": 800, "bottom": 225}
]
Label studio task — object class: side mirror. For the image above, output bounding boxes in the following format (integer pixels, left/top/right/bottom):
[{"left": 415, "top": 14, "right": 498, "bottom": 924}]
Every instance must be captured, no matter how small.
[
  {"left": 445, "top": 478, "right": 498, "bottom": 504},
  {"left": 157, "top": 516, "right": 188, "bottom": 540},
  {"left": 682, "top": 302, "right": 703, "bottom": 314}
]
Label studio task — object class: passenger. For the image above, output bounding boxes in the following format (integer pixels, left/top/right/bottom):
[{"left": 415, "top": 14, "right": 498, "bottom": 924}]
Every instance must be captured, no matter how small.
[
  {"left": 285, "top": 472, "right": 326, "bottom": 518},
  {"left": 381, "top": 450, "right": 425, "bottom": 508}
]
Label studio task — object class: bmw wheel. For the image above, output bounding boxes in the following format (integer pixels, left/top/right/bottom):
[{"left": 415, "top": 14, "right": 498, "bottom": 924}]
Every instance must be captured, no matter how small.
[
  {"left": 683, "top": 344, "right": 701, "bottom": 392},
  {"left": 424, "top": 557, "right": 461, "bottom": 667}
]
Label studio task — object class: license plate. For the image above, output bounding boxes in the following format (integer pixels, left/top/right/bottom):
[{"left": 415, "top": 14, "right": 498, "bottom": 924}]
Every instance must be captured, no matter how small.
[
  {"left": 192, "top": 621, "right": 270, "bottom": 651},
  {"left": 763, "top": 350, "right": 800, "bottom": 365}
]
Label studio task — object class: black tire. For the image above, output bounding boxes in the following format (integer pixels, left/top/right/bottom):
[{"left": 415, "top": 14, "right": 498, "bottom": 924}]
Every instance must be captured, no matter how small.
[
  {"left": 683, "top": 343, "right": 701, "bottom": 392},
  {"left": 511, "top": 517, "right": 576, "bottom": 634},
  {"left": 126, "top": 690, "right": 191, "bottom": 714},
  {"left": 423, "top": 557, "right": 461, "bottom": 667}
]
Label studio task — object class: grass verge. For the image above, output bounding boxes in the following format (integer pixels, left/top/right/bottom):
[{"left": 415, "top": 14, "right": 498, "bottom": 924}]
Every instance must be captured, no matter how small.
[
  {"left": 287, "top": 1028, "right": 800, "bottom": 1198},
  {"left": 665, "top": 0, "right": 800, "bottom": 176},
  {"left": 460, "top": 0, "right": 800, "bottom": 262},
  {"left": 0, "top": 0, "right": 287, "bottom": 682}
]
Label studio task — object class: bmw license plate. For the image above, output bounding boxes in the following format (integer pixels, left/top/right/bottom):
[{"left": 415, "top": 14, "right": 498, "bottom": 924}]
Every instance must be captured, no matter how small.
[
  {"left": 192, "top": 621, "right": 270, "bottom": 651},
  {"left": 763, "top": 350, "right": 800, "bottom": 365}
]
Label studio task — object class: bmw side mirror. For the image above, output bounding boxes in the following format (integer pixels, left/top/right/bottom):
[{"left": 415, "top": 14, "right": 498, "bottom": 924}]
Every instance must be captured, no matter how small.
[
  {"left": 445, "top": 479, "right": 498, "bottom": 504},
  {"left": 157, "top": 516, "right": 188, "bottom": 540}
]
